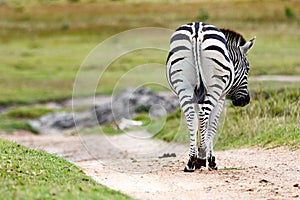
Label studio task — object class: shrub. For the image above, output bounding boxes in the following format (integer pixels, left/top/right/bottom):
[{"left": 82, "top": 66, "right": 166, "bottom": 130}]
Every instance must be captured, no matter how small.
[
  {"left": 285, "top": 7, "right": 295, "bottom": 19},
  {"left": 197, "top": 8, "right": 209, "bottom": 22}
]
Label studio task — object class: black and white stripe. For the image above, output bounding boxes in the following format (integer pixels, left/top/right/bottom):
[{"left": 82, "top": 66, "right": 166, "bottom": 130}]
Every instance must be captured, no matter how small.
[{"left": 166, "top": 22, "right": 255, "bottom": 172}]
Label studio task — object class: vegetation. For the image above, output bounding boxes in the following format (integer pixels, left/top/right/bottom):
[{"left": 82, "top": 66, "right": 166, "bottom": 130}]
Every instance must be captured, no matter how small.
[
  {"left": 285, "top": 6, "right": 296, "bottom": 19},
  {"left": 0, "top": 106, "right": 56, "bottom": 133},
  {"left": 150, "top": 86, "right": 300, "bottom": 150},
  {"left": 0, "top": 139, "right": 131, "bottom": 200}
]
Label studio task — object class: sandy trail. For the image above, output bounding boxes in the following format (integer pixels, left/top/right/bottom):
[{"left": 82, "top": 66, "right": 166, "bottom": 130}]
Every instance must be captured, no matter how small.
[{"left": 1, "top": 131, "right": 299, "bottom": 200}]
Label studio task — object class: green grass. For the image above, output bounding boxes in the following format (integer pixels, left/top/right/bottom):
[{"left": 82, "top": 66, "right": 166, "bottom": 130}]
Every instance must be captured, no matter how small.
[
  {"left": 0, "top": 139, "right": 131, "bottom": 200},
  {"left": 0, "top": 106, "right": 56, "bottom": 133},
  {"left": 0, "top": 35, "right": 96, "bottom": 105},
  {"left": 5, "top": 106, "right": 54, "bottom": 119},
  {"left": 219, "top": 167, "right": 245, "bottom": 171},
  {"left": 215, "top": 87, "right": 300, "bottom": 150},
  {"left": 149, "top": 86, "right": 300, "bottom": 150}
]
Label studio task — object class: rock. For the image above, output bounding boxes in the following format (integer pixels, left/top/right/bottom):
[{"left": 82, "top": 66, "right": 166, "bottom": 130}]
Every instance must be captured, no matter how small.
[
  {"left": 28, "top": 87, "right": 179, "bottom": 134},
  {"left": 117, "top": 118, "right": 143, "bottom": 130},
  {"left": 28, "top": 112, "right": 75, "bottom": 134},
  {"left": 94, "top": 87, "right": 179, "bottom": 124}
]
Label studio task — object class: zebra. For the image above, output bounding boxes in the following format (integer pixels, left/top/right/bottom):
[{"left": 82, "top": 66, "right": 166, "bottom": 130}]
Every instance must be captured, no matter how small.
[{"left": 166, "top": 22, "right": 255, "bottom": 172}]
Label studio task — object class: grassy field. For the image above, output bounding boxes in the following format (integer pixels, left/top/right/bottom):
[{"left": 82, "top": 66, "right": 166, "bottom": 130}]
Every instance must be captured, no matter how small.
[
  {"left": 0, "top": 0, "right": 299, "bottom": 141},
  {"left": 0, "top": 0, "right": 299, "bottom": 104},
  {"left": 0, "top": 139, "right": 131, "bottom": 200},
  {"left": 0, "top": 0, "right": 299, "bottom": 143},
  {"left": 150, "top": 85, "right": 300, "bottom": 150}
]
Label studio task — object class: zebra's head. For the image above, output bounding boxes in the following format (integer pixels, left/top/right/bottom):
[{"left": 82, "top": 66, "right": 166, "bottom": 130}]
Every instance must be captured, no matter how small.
[{"left": 221, "top": 29, "right": 255, "bottom": 107}]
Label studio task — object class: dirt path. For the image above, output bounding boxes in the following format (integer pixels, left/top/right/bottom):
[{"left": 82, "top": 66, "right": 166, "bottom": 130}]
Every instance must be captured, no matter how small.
[{"left": 1, "top": 131, "right": 299, "bottom": 200}]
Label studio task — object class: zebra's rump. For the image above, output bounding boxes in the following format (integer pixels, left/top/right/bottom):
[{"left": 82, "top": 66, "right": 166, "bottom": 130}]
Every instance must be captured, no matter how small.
[{"left": 166, "top": 22, "right": 234, "bottom": 103}]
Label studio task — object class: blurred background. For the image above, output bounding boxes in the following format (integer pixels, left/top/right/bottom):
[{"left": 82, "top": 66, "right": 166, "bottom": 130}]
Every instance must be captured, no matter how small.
[{"left": 0, "top": 0, "right": 299, "bottom": 149}]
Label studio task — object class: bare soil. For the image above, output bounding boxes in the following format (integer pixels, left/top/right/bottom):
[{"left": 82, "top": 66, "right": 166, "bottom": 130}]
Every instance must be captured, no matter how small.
[{"left": 1, "top": 131, "right": 299, "bottom": 200}]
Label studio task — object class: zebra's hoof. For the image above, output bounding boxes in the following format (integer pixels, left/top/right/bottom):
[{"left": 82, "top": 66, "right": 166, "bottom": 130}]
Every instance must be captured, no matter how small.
[
  {"left": 183, "top": 166, "right": 195, "bottom": 172},
  {"left": 183, "top": 156, "right": 197, "bottom": 172},
  {"left": 208, "top": 156, "right": 218, "bottom": 170},
  {"left": 195, "top": 158, "right": 206, "bottom": 169}
]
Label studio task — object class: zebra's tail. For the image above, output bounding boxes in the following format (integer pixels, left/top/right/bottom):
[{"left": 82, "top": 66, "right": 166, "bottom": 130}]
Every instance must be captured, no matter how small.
[{"left": 192, "top": 38, "right": 207, "bottom": 104}]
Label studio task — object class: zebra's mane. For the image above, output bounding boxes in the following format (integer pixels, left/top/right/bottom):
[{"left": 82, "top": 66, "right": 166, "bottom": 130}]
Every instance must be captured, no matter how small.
[{"left": 220, "top": 29, "right": 246, "bottom": 47}]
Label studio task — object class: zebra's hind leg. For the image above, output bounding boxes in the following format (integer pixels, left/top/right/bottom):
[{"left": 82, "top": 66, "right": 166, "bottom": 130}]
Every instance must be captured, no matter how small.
[
  {"left": 208, "top": 155, "right": 218, "bottom": 170},
  {"left": 181, "top": 102, "right": 198, "bottom": 172},
  {"left": 195, "top": 108, "right": 208, "bottom": 170},
  {"left": 207, "top": 98, "right": 225, "bottom": 170}
]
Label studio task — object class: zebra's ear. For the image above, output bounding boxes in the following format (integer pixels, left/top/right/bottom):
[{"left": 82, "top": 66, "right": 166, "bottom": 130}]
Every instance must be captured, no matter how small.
[{"left": 240, "top": 37, "right": 256, "bottom": 55}]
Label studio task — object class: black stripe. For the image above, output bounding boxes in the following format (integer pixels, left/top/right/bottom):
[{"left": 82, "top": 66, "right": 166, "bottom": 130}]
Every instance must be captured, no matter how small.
[
  {"left": 203, "top": 100, "right": 214, "bottom": 106},
  {"left": 203, "top": 106, "right": 211, "bottom": 112},
  {"left": 210, "top": 84, "right": 223, "bottom": 90},
  {"left": 171, "top": 79, "right": 183, "bottom": 85},
  {"left": 204, "top": 45, "right": 230, "bottom": 62},
  {"left": 189, "top": 110, "right": 195, "bottom": 114},
  {"left": 202, "top": 34, "right": 226, "bottom": 45},
  {"left": 201, "top": 116, "right": 209, "bottom": 121},
  {"left": 194, "top": 22, "right": 200, "bottom": 38},
  {"left": 202, "top": 26, "right": 220, "bottom": 32},
  {"left": 183, "top": 106, "right": 192, "bottom": 113},
  {"left": 180, "top": 95, "right": 190, "bottom": 102},
  {"left": 170, "top": 69, "right": 182, "bottom": 77},
  {"left": 177, "top": 88, "right": 185, "bottom": 95},
  {"left": 212, "top": 74, "right": 227, "bottom": 84},
  {"left": 170, "top": 33, "right": 190, "bottom": 43},
  {"left": 213, "top": 90, "right": 221, "bottom": 96},
  {"left": 176, "top": 26, "right": 193, "bottom": 34},
  {"left": 166, "top": 51, "right": 174, "bottom": 64},
  {"left": 181, "top": 99, "right": 192, "bottom": 108},
  {"left": 206, "top": 93, "right": 218, "bottom": 102},
  {"left": 171, "top": 57, "right": 185, "bottom": 66},
  {"left": 170, "top": 46, "right": 190, "bottom": 54},
  {"left": 209, "top": 57, "right": 231, "bottom": 71}
]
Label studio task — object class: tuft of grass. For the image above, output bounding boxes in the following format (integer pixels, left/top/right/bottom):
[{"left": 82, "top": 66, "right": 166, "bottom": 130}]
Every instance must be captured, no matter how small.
[
  {"left": 219, "top": 167, "right": 245, "bottom": 171},
  {"left": 197, "top": 8, "right": 209, "bottom": 22},
  {"left": 134, "top": 105, "right": 151, "bottom": 113},
  {"left": 5, "top": 107, "right": 54, "bottom": 119},
  {"left": 80, "top": 124, "right": 123, "bottom": 135},
  {"left": 285, "top": 7, "right": 295, "bottom": 19},
  {"left": 68, "top": 0, "right": 81, "bottom": 3},
  {"left": 0, "top": 106, "right": 56, "bottom": 133},
  {"left": 0, "top": 116, "right": 35, "bottom": 133},
  {"left": 0, "top": 139, "right": 131, "bottom": 200}
]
